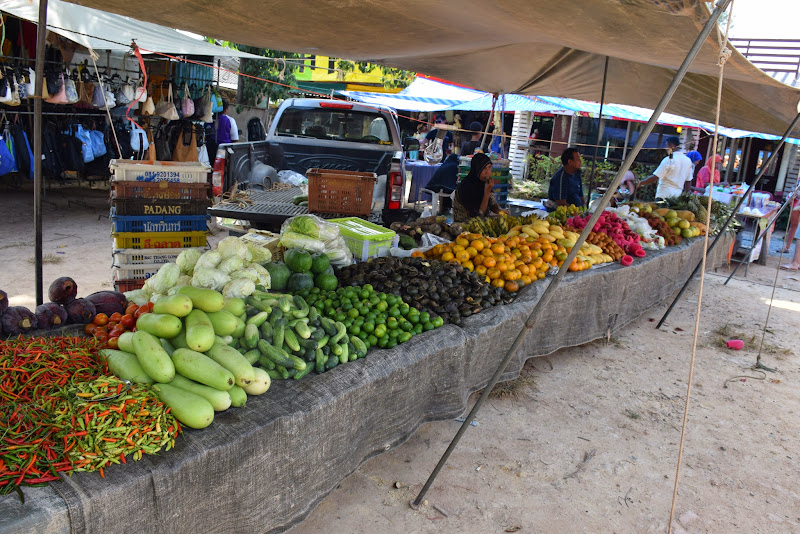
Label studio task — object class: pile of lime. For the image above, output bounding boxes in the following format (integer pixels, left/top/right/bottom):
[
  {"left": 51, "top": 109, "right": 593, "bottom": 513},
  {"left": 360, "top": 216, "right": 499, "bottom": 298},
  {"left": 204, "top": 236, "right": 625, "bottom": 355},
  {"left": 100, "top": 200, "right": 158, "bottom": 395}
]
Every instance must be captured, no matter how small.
[{"left": 296, "top": 284, "right": 444, "bottom": 350}]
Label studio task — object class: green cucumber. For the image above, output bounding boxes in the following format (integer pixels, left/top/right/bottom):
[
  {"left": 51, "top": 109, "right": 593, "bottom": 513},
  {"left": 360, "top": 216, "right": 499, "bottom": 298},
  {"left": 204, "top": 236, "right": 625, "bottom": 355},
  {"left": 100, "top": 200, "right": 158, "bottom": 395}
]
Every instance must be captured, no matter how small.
[
  {"left": 319, "top": 317, "right": 337, "bottom": 336},
  {"left": 153, "top": 383, "right": 214, "bottom": 429},
  {"left": 350, "top": 335, "right": 367, "bottom": 357},
  {"left": 258, "top": 341, "right": 295, "bottom": 369},
  {"left": 171, "top": 348, "right": 234, "bottom": 391},
  {"left": 206, "top": 310, "right": 239, "bottom": 336},
  {"left": 228, "top": 385, "right": 247, "bottom": 407},
  {"left": 100, "top": 349, "right": 154, "bottom": 384},
  {"left": 325, "top": 355, "right": 339, "bottom": 370},
  {"left": 135, "top": 313, "right": 183, "bottom": 340},
  {"left": 242, "top": 349, "right": 261, "bottom": 365},
  {"left": 331, "top": 321, "right": 347, "bottom": 345},
  {"left": 339, "top": 342, "right": 349, "bottom": 364},
  {"left": 152, "top": 294, "right": 193, "bottom": 317},
  {"left": 132, "top": 330, "right": 175, "bottom": 383},
  {"left": 269, "top": 307, "right": 284, "bottom": 325},
  {"left": 184, "top": 309, "right": 216, "bottom": 353},
  {"left": 278, "top": 296, "right": 292, "bottom": 313},
  {"left": 260, "top": 321, "right": 273, "bottom": 339},
  {"left": 273, "top": 323, "right": 285, "bottom": 350},
  {"left": 246, "top": 311, "right": 269, "bottom": 327},
  {"left": 169, "top": 374, "right": 231, "bottom": 412},
  {"left": 294, "top": 321, "right": 312, "bottom": 340},
  {"left": 257, "top": 354, "right": 276, "bottom": 370},
  {"left": 177, "top": 286, "right": 224, "bottom": 313},
  {"left": 331, "top": 343, "right": 343, "bottom": 357},
  {"left": 206, "top": 339, "right": 256, "bottom": 387},
  {"left": 287, "top": 317, "right": 309, "bottom": 328},
  {"left": 308, "top": 306, "right": 319, "bottom": 323},
  {"left": 275, "top": 366, "right": 290, "bottom": 380},
  {"left": 317, "top": 335, "right": 330, "bottom": 349},
  {"left": 348, "top": 342, "right": 357, "bottom": 362},
  {"left": 246, "top": 296, "right": 271, "bottom": 313},
  {"left": 291, "top": 295, "right": 309, "bottom": 318},
  {"left": 265, "top": 369, "right": 282, "bottom": 381},
  {"left": 315, "top": 349, "right": 326, "bottom": 374},
  {"left": 293, "top": 364, "right": 312, "bottom": 380},
  {"left": 243, "top": 323, "right": 259, "bottom": 349},
  {"left": 283, "top": 328, "right": 301, "bottom": 352}
]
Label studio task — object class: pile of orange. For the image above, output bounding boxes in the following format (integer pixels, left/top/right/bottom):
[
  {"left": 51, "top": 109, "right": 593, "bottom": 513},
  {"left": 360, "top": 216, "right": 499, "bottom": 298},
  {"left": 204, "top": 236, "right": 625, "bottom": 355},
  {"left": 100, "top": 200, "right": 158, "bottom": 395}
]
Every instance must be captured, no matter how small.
[{"left": 420, "top": 233, "right": 572, "bottom": 292}]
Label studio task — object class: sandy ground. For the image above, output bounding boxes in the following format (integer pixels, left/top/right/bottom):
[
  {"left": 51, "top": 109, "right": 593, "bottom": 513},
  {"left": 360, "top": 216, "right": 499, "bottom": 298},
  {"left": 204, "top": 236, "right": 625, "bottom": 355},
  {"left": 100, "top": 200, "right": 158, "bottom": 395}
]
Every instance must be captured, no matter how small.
[{"left": 2, "top": 184, "right": 799, "bottom": 533}]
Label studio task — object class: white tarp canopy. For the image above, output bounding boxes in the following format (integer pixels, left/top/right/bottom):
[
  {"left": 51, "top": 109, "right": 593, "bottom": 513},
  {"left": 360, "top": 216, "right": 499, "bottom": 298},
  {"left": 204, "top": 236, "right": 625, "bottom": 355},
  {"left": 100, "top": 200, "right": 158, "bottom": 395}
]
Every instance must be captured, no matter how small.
[
  {"left": 60, "top": 0, "right": 800, "bottom": 138},
  {"left": 0, "top": 0, "right": 263, "bottom": 58}
]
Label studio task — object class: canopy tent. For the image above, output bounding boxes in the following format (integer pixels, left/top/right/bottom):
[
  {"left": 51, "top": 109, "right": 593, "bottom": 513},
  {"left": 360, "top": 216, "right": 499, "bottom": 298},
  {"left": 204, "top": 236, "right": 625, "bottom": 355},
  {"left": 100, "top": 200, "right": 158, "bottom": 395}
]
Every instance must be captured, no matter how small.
[
  {"left": 0, "top": 0, "right": 263, "bottom": 58},
  {"left": 60, "top": 0, "right": 800, "bottom": 137}
]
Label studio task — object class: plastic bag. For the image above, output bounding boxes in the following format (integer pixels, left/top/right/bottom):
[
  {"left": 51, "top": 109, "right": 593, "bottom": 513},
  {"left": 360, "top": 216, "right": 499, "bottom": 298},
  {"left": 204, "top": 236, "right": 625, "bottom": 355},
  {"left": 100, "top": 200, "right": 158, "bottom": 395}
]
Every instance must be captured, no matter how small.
[
  {"left": 222, "top": 278, "right": 256, "bottom": 299},
  {"left": 323, "top": 236, "right": 354, "bottom": 266},
  {"left": 276, "top": 169, "right": 308, "bottom": 186},
  {"left": 280, "top": 231, "right": 326, "bottom": 254},
  {"left": 176, "top": 248, "right": 203, "bottom": 275},
  {"left": 195, "top": 250, "right": 222, "bottom": 271},
  {"left": 421, "top": 233, "right": 451, "bottom": 247},
  {"left": 281, "top": 214, "right": 339, "bottom": 242},
  {"left": 217, "top": 236, "right": 252, "bottom": 261},
  {"left": 191, "top": 267, "right": 231, "bottom": 291}
]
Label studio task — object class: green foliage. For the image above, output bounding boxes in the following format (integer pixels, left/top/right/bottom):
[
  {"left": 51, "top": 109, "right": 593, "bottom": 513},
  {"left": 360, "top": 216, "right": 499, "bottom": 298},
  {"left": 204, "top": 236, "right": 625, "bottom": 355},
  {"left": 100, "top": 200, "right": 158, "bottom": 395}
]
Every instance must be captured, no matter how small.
[
  {"left": 217, "top": 43, "right": 302, "bottom": 108},
  {"left": 336, "top": 60, "right": 414, "bottom": 90}
]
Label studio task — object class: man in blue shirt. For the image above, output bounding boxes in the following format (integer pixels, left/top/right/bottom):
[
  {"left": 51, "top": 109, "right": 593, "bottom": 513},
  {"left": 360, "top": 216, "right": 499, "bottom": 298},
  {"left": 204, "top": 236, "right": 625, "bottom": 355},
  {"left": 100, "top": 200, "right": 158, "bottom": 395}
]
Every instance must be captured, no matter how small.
[{"left": 548, "top": 147, "right": 584, "bottom": 207}]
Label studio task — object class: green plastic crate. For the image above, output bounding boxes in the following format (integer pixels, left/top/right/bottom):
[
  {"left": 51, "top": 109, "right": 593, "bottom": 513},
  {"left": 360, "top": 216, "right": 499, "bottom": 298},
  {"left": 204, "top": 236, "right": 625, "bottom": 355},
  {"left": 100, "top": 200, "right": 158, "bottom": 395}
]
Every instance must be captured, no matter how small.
[{"left": 330, "top": 218, "right": 399, "bottom": 262}]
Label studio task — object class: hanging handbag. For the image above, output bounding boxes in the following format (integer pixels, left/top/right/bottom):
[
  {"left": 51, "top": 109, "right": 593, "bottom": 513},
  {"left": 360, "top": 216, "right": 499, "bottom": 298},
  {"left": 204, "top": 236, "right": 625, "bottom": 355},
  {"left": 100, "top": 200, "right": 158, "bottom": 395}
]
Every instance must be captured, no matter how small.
[
  {"left": 0, "top": 73, "right": 11, "bottom": 104},
  {"left": 154, "top": 123, "right": 173, "bottom": 161},
  {"left": 8, "top": 76, "right": 22, "bottom": 107},
  {"left": 25, "top": 68, "right": 36, "bottom": 97},
  {"left": 198, "top": 143, "right": 209, "bottom": 166},
  {"left": 72, "top": 124, "right": 96, "bottom": 163},
  {"left": 88, "top": 128, "right": 107, "bottom": 158},
  {"left": 3, "top": 131, "right": 18, "bottom": 173},
  {"left": 0, "top": 134, "right": 17, "bottom": 176},
  {"left": 211, "top": 90, "right": 223, "bottom": 114},
  {"left": 200, "top": 86, "right": 214, "bottom": 123},
  {"left": 147, "top": 128, "right": 157, "bottom": 161},
  {"left": 133, "top": 78, "right": 147, "bottom": 103},
  {"left": 65, "top": 77, "right": 79, "bottom": 104},
  {"left": 46, "top": 74, "right": 69, "bottom": 104},
  {"left": 129, "top": 123, "right": 149, "bottom": 160},
  {"left": 17, "top": 73, "right": 28, "bottom": 100},
  {"left": 156, "top": 84, "right": 179, "bottom": 121},
  {"left": 45, "top": 71, "right": 63, "bottom": 96},
  {"left": 172, "top": 126, "right": 199, "bottom": 162},
  {"left": 182, "top": 83, "right": 195, "bottom": 118},
  {"left": 92, "top": 82, "right": 106, "bottom": 108},
  {"left": 104, "top": 83, "right": 117, "bottom": 109},
  {"left": 141, "top": 83, "right": 156, "bottom": 115},
  {"left": 116, "top": 80, "right": 132, "bottom": 105}
]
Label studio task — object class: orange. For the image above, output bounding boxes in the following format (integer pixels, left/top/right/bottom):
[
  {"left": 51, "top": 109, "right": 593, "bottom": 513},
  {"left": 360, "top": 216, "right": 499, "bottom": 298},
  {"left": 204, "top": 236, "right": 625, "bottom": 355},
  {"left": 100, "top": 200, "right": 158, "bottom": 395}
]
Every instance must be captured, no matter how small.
[
  {"left": 470, "top": 240, "right": 484, "bottom": 252},
  {"left": 503, "top": 270, "right": 516, "bottom": 281},
  {"left": 480, "top": 238, "right": 491, "bottom": 250},
  {"left": 491, "top": 278, "right": 505, "bottom": 288},
  {"left": 532, "top": 257, "right": 544, "bottom": 269},
  {"left": 455, "top": 250, "right": 470, "bottom": 263},
  {"left": 466, "top": 233, "right": 482, "bottom": 241},
  {"left": 463, "top": 260, "right": 475, "bottom": 271},
  {"left": 432, "top": 244, "right": 445, "bottom": 256},
  {"left": 496, "top": 262, "right": 510, "bottom": 273},
  {"left": 411, "top": 251, "right": 424, "bottom": 258},
  {"left": 483, "top": 256, "right": 496, "bottom": 268},
  {"left": 538, "top": 271, "right": 546, "bottom": 279},
  {"left": 511, "top": 248, "right": 522, "bottom": 259},
  {"left": 542, "top": 252, "right": 553, "bottom": 263},
  {"left": 486, "top": 267, "right": 501, "bottom": 280},
  {"left": 505, "top": 281, "right": 519, "bottom": 292},
  {"left": 521, "top": 275, "right": 533, "bottom": 285},
  {"left": 475, "top": 265, "right": 488, "bottom": 276},
  {"left": 441, "top": 251, "right": 455, "bottom": 262},
  {"left": 452, "top": 245, "right": 466, "bottom": 254},
  {"left": 466, "top": 246, "right": 478, "bottom": 258},
  {"left": 518, "top": 264, "right": 530, "bottom": 275},
  {"left": 456, "top": 237, "right": 470, "bottom": 248},
  {"left": 473, "top": 254, "right": 485, "bottom": 266},
  {"left": 491, "top": 243, "right": 506, "bottom": 254}
]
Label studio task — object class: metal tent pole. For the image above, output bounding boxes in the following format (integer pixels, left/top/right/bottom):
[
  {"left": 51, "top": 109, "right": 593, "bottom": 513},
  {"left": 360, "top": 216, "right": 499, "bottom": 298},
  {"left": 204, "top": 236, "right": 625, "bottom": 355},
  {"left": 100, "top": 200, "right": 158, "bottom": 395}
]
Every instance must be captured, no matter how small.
[
  {"left": 33, "top": 0, "right": 49, "bottom": 306},
  {"left": 479, "top": 94, "right": 498, "bottom": 152},
  {"left": 656, "top": 109, "right": 800, "bottom": 329},
  {"left": 588, "top": 56, "right": 609, "bottom": 207},
  {"left": 411, "top": 0, "right": 732, "bottom": 508}
]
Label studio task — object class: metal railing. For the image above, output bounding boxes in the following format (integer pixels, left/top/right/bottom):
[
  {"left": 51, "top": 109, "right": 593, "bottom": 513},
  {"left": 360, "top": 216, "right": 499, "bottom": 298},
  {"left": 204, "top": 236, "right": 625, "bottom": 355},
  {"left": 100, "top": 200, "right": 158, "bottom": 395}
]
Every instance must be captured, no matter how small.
[{"left": 730, "top": 38, "right": 800, "bottom": 78}]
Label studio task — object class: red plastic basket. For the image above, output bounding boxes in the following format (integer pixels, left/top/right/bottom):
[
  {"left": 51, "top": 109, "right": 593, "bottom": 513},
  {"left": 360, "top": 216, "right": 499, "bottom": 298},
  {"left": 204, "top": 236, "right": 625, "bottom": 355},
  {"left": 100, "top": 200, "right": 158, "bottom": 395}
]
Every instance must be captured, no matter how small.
[
  {"left": 113, "top": 278, "right": 145, "bottom": 292},
  {"left": 111, "top": 181, "right": 210, "bottom": 200},
  {"left": 306, "top": 169, "right": 376, "bottom": 216}
]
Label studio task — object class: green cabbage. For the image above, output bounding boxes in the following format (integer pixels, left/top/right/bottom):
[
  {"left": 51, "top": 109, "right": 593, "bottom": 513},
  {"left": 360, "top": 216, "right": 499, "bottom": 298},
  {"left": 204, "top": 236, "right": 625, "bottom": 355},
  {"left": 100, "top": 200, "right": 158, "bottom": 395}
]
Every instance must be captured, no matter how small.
[
  {"left": 191, "top": 267, "right": 231, "bottom": 291},
  {"left": 230, "top": 267, "right": 259, "bottom": 283},
  {"left": 195, "top": 250, "right": 222, "bottom": 271},
  {"left": 176, "top": 249, "right": 203, "bottom": 275},
  {"left": 123, "top": 289, "right": 151, "bottom": 306},
  {"left": 145, "top": 263, "right": 180, "bottom": 295},
  {"left": 218, "top": 255, "right": 245, "bottom": 274},
  {"left": 279, "top": 231, "right": 326, "bottom": 254},
  {"left": 249, "top": 263, "right": 272, "bottom": 288},
  {"left": 167, "top": 275, "right": 193, "bottom": 295},
  {"left": 222, "top": 278, "right": 256, "bottom": 299},
  {"left": 217, "top": 236, "right": 252, "bottom": 261},
  {"left": 285, "top": 214, "right": 339, "bottom": 241},
  {"left": 247, "top": 242, "right": 273, "bottom": 265}
]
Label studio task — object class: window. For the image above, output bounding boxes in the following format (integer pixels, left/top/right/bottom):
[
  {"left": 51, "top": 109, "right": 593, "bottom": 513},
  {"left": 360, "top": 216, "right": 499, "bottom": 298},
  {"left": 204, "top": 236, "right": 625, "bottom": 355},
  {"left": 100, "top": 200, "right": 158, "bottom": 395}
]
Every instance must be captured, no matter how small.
[{"left": 276, "top": 107, "right": 394, "bottom": 144}]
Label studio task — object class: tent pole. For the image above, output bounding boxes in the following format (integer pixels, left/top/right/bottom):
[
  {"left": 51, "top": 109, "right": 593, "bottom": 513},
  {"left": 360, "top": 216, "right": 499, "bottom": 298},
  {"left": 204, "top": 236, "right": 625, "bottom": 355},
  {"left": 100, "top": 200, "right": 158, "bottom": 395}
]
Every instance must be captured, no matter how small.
[
  {"left": 480, "top": 94, "right": 497, "bottom": 151},
  {"left": 411, "top": 0, "right": 732, "bottom": 508},
  {"left": 656, "top": 109, "right": 800, "bottom": 329},
  {"left": 588, "top": 56, "right": 609, "bottom": 207},
  {"left": 33, "top": 0, "right": 49, "bottom": 306}
]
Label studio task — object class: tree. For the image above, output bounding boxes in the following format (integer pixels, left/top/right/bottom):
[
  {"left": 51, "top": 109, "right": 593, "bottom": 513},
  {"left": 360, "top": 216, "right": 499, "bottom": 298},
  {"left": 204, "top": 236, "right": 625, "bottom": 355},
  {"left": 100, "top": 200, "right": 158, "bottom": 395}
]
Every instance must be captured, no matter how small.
[
  {"left": 335, "top": 60, "right": 414, "bottom": 90},
  {"left": 235, "top": 46, "right": 303, "bottom": 110}
]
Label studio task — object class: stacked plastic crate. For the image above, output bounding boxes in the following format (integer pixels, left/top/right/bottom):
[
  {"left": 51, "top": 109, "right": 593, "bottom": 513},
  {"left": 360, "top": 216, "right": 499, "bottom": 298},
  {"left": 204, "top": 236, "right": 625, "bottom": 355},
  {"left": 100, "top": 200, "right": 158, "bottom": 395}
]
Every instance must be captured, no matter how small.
[
  {"left": 458, "top": 157, "right": 511, "bottom": 208},
  {"left": 110, "top": 160, "right": 212, "bottom": 292}
]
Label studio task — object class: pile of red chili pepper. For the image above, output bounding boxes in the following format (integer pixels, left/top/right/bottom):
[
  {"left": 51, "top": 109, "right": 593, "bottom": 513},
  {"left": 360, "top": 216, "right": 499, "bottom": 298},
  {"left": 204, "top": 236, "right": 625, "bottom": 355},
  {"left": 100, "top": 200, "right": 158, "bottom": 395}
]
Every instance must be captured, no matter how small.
[{"left": 0, "top": 336, "right": 180, "bottom": 495}]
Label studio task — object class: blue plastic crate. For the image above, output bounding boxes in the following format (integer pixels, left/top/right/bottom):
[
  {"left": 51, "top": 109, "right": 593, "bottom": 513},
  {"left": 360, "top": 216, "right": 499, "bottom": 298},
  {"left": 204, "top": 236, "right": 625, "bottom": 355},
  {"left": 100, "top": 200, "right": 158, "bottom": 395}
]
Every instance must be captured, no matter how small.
[{"left": 111, "top": 213, "right": 209, "bottom": 233}]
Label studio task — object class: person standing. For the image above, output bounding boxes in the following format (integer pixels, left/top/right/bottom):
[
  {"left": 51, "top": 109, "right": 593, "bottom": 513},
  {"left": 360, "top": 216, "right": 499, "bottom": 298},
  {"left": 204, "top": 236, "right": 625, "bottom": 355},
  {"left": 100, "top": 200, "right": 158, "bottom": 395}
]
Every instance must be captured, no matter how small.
[
  {"left": 460, "top": 121, "right": 484, "bottom": 156},
  {"left": 547, "top": 147, "right": 584, "bottom": 207},
  {"left": 638, "top": 136, "right": 694, "bottom": 200},
  {"left": 425, "top": 115, "right": 454, "bottom": 156},
  {"left": 217, "top": 99, "right": 239, "bottom": 144},
  {"left": 685, "top": 141, "right": 703, "bottom": 179}
]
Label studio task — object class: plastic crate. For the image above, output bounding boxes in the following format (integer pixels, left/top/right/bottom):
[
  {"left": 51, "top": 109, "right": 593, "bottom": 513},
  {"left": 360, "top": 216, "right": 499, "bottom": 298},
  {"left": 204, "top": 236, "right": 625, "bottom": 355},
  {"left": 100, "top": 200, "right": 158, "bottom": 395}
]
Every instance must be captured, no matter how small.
[
  {"left": 330, "top": 217, "right": 398, "bottom": 262},
  {"left": 112, "top": 231, "right": 208, "bottom": 249},
  {"left": 114, "top": 278, "right": 145, "bottom": 292},
  {"left": 111, "top": 213, "right": 208, "bottom": 233},
  {"left": 112, "top": 263, "right": 163, "bottom": 281},
  {"left": 306, "top": 168, "right": 376, "bottom": 216},
  {"left": 111, "top": 181, "right": 210, "bottom": 200},
  {"left": 493, "top": 183, "right": 510, "bottom": 208},
  {"left": 113, "top": 247, "right": 206, "bottom": 266},
  {"left": 110, "top": 160, "right": 211, "bottom": 183},
  {"left": 112, "top": 197, "right": 210, "bottom": 216}
]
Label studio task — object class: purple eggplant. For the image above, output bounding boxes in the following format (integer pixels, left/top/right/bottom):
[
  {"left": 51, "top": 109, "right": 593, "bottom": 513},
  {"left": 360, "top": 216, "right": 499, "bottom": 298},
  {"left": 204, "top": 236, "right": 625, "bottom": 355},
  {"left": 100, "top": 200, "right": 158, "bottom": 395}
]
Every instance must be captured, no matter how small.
[
  {"left": 1, "top": 306, "right": 38, "bottom": 336},
  {"left": 84, "top": 291, "right": 127, "bottom": 316},
  {"left": 0, "top": 289, "right": 8, "bottom": 315},
  {"left": 35, "top": 302, "right": 69, "bottom": 330},
  {"left": 64, "top": 298, "right": 96, "bottom": 324},
  {"left": 48, "top": 277, "right": 78, "bottom": 305}
]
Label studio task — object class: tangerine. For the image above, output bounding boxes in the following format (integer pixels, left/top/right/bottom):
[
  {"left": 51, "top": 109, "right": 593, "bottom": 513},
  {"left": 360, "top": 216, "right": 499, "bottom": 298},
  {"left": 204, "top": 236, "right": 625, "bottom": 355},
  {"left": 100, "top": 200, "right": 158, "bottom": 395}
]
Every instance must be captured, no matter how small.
[
  {"left": 455, "top": 250, "right": 470, "bottom": 263},
  {"left": 441, "top": 251, "right": 455, "bottom": 262},
  {"left": 466, "top": 246, "right": 478, "bottom": 258},
  {"left": 411, "top": 251, "right": 424, "bottom": 258},
  {"left": 475, "top": 265, "right": 488, "bottom": 276},
  {"left": 491, "top": 278, "right": 505, "bottom": 288},
  {"left": 470, "top": 240, "right": 484, "bottom": 252},
  {"left": 491, "top": 243, "right": 506, "bottom": 254},
  {"left": 456, "top": 237, "right": 470, "bottom": 248},
  {"left": 483, "top": 257, "right": 497, "bottom": 268},
  {"left": 496, "top": 262, "right": 510, "bottom": 273},
  {"left": 486, "top": 267, "right": 501, "bottom": 279},
  {"left": 473, "top": 254, "right": 485, "bottom": 266},
  {"left": 505, "top": 281, "right": 519, "bottom": 292}
]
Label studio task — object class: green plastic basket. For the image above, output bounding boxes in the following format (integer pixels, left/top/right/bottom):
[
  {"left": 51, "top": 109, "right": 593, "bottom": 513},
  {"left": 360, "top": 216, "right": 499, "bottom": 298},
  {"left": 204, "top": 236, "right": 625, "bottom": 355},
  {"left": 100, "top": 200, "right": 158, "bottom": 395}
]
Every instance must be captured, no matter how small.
[{"left": 330, "top": 218, "right": 399, "bottom": 262}]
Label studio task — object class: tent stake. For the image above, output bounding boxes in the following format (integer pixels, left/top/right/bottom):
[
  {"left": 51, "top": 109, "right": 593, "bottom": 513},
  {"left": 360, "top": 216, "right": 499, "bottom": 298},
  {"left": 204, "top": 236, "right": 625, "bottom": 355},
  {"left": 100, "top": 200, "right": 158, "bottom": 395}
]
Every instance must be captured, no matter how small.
[
  {"left": 411, "top": 0, "right": 732, "bottom": 508},
  {"left": 656, "top": 110, "right": 800, "bottom": 329},
  {"left": 33, "top": 0, "right": 49, "bottom": 306}
]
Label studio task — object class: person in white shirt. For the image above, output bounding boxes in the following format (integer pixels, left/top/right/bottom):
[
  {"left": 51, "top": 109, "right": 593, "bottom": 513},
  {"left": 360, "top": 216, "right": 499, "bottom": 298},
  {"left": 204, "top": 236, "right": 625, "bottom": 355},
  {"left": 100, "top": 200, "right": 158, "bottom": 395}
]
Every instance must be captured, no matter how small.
[{"left": 638, "top": 136, "right": 694, "bottom": 199}]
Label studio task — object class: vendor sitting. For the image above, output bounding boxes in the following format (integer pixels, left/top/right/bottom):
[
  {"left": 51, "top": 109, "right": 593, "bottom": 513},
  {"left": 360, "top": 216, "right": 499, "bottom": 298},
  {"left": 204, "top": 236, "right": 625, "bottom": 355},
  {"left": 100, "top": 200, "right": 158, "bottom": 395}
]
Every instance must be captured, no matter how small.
[
  {"left": 453, "top": 153, "right": 508, "bottom": 221},
  {"left": 547, "top": 148, "right": 585, "bottom": 208},
  {"left": 425, "top": 153, "right": 460, "bottom": 212}
]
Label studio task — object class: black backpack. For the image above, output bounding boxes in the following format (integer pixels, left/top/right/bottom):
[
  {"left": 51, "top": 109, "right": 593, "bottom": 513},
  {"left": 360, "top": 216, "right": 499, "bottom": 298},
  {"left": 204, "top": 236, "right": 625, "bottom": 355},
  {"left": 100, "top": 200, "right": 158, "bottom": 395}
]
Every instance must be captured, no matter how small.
[{"left": 247, "top": 117, "right": 266, "bottom": 142}]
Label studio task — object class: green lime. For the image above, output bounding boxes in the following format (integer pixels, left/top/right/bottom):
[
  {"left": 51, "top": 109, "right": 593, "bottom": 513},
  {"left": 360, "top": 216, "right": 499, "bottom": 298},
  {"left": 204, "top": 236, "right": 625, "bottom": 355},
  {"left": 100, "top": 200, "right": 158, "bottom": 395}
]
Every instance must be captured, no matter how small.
[
  {"left": 399, "top": 320, "right": 412, "bottom": 332},
  {"left": 387, "top": 339, "right": 397, "bottom": 349},
  {"left": 374, "top": 325, "right": 387, "bottom": 338},
  {"left": 389, "top": 306, "right": 401, "bottom": 318},
  {"left": 358, "top": 330, "right": 369, "bottom": 342},
  {"left": 413, "top": 324, "right": 423, "bottom": 335},
  {"left": 423, "top": 321, "right": 435, "bottom": 331},
  {"left": 387, "top": 317, "right": 399, "bottom": 330},
  {"left": 354, "top": 316, "right": 365, "bottom": 327},
  {"left": 335, "top": 312, "right": 346, "bottom": 322},
  {"left": 363, "top": 321, "right": 375, "bottom": 333},
  {"left": 363, "top": 284, "right": 373, "bottom": 293},
  {"left": 432, "top": 316, "right": 444, "bottom": 328},
  {"left": 376, "top": 301, "right": 388, "bottom": 312},
  {"left": 367, "top": 334, "right": 378, "bottom": 346},
  {"left": 368, "top": 295, "right": 380, "bottom": 306},
  {"left": 398, "top": 332, "right": 412, "bottom": 343},
  {"left": 350, "top": 325, "right": 361, "bottom": 335},
  {"left": 420, "top": 312, "right": 430, "bottom": 323},
  {"left": 347, "top": 308, "right": 359, "bottom": 319},
  {"left": 389, "top": 328, "right": 400, "bottom": 339},
  {"left": 408, "top": 313, "right": 420, "bottom": 325},
  {"left": 377, "top": 336, "right": 389, "bottom": 348}
]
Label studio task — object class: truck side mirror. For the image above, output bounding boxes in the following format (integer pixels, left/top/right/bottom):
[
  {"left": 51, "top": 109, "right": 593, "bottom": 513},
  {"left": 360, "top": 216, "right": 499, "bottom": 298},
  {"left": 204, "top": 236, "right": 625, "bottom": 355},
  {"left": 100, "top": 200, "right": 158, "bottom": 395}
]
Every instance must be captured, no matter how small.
[{"left": 403, "top": 137, "right": 420, "bottom": 152}]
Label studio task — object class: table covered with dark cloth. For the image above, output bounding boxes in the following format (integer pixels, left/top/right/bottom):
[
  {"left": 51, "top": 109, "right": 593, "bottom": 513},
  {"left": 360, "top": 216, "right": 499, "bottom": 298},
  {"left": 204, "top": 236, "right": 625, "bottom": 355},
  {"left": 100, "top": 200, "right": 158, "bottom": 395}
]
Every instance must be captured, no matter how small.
[{"left": 0, "top": 235, "right": 733, "bottom": 534}]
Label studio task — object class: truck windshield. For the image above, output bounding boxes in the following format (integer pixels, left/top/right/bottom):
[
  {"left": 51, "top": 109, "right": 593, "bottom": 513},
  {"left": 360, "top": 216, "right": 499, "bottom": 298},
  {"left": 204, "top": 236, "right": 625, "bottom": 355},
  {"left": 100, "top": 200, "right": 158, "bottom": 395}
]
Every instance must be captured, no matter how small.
[{"left": 275, "top": 108, "right": 394, "bottom": 145}]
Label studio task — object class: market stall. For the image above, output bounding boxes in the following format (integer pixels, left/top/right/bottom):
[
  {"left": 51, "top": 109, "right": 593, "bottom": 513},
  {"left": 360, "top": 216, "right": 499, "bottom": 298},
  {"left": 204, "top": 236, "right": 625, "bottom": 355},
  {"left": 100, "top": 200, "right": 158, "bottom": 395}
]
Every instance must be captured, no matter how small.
[{"left": 0, "top": 235, "right": 732, "bottom": 534}]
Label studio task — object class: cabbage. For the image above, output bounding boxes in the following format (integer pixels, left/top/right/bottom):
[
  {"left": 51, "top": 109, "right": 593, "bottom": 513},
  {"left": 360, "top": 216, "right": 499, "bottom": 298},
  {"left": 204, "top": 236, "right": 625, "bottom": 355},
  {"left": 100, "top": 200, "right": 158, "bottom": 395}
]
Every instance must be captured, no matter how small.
[
  {"left": 167, "top": 275, "right": 193, "bottom": 295},
  {"left": 324, "top": 236, "right": 354, "bottom": 266},
  {"left": 145, "top": 263, "right": 180, "bottom": 295},
  {"left": 191, "top": 267, "right": 231, "bottom": 291},
  {"left": 284, "top": 214, "right": 339, "bottom": 242},
  {"left": 217, "top": 236, "right": 252, "bottom": 261},
  {"left": 249, "top": 263, "right": 272, "bottom": 288},
  {"left": 149, "top": 293, "right": 166, "bottom": 303},
  {"left": 218, "top": 255, "right": 245, "bottom": 274},
  {"left": 176, "top": 248, "right": 203, "bottom": 275},
  {"left": 230, "top": 267, "right": 259, "bottom": 283},
  {"left": 279, "top": 231, "right": 326, "bottom": 254},
  {"left": 247, "top": 242, "right": 273, "bottom": 265},
  {"left": 195, "top": 250, "right": 222, "bottom": 271},
  {"left": 222, "top": 278, "right": 256, "bottom": 299},
  {"left": 123, "top": 289, "right": 151, "bottom": 306}
]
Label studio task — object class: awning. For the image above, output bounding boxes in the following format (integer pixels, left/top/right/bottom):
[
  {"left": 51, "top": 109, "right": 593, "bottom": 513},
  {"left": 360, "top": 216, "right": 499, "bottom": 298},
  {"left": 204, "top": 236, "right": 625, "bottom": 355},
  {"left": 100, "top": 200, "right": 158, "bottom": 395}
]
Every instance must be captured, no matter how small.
[
  {"left": 0, "top": 0, "right": 263, "bottom": 58},
  {"left": 62, "top": 0, "right": 800, "bottom": 137}
]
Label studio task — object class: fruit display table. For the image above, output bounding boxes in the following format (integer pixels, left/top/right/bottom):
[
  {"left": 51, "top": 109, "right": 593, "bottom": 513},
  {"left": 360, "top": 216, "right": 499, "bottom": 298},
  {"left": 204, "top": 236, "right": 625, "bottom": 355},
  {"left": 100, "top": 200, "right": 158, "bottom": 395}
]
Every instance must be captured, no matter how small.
[{"left": 0, "top": 235, "right": 733, "bottom": 534}]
